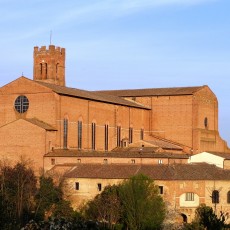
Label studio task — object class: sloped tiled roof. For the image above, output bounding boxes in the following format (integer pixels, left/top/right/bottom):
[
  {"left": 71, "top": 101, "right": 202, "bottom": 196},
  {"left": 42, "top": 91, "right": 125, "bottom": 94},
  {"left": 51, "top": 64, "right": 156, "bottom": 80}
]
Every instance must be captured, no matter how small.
[
  {"left": 205, "top": 152, "right": 230, "bottom": 160},
  {"left": 44, "top": 149, "right": 189, "bottom": 159},
  {"left": 144, "top": 139, "right": 183, "bottom": 150},
  {"left": 36, "top": 81, "right": 149, "bottom": 109},
  {"left": 26, "top": 118, "right": 57, "bottom": 131},
  {"left": 64, "top": 163, "right": 230, "bottom": 180},
  {"left": 95, "top": 86, "right": 204, "bottom": 97}
]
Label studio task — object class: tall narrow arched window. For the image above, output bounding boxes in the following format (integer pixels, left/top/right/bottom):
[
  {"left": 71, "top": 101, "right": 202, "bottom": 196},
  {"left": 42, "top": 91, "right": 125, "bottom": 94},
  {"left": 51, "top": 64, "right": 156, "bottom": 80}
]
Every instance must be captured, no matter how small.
[
  {"left": 212, "top": 190, "right": 219, "bottom": 204},
  {"left": 92, "top": 122, "right": 96, "bottom": 150},
  {"left": 45, "top": 63, "right": 48, "bottom": 79},
  {"left": 105, "top": 124, "right": 109, "bottom": 151},
  {"left": 117, "top": 126, "right": 121, "bottom": 147},
  {"left": 78, "top": 120, "right": 82, "bottom": 150},
  {"left": 63, "top": 118, "right": 68, "bottom": 149},
  {"left": 204, "top": 117, "right": 208, "bottom": 128},
  {"left": 140, "top": 128, "right": 144, "bottom": 140},
  {"left": 227, "top": 191, "right": 230, "bottom": 203},
  {"left": 56, "top": 63, "right": 59, "bottom": 79},
  {"left": 129, "top": 127, "right": 133, "bottom": 144},
  {"left": 40, "top": 63, "right": 42, "bottom": 76}
]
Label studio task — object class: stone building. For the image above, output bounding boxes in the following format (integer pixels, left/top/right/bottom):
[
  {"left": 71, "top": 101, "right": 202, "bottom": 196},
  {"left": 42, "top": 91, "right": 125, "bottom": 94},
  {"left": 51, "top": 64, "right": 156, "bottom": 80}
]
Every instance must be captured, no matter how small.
[
  {"left": 62, "top": 163, "right": 230, "bottom": 223},
  {"left": 0, "top": 44, "right": 228, "bottom": 172}
]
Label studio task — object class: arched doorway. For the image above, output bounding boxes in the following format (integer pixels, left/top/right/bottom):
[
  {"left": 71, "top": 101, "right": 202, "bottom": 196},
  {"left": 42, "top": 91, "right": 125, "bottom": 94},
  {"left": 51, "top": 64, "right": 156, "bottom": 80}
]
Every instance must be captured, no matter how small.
[{"left": 181, "top": 213, "right": 188, "bottom": 223}]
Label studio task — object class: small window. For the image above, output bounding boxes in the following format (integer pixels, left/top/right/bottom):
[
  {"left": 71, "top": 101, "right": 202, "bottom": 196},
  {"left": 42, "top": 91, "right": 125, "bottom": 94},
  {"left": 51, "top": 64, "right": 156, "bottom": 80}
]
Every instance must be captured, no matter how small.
[
  {"left": 131, "top": 159, "right": 135, "bottom": 164},
  {"left": 77, "top": 159, "right": 81, "bottom": 163},
  {"left": 227, "top": 191, "right": 230, "bottom": 203},
  {"left": 159, "top": 186, "right": 164, "bottom": 195},
  {"left": 158, "top": 159, "right": 163, "bottom": 164},
  {"left": 123, "top": 141, "right": 128, "bottom": 147},
  {"left": 103, "top": 159, "right": 108, "bottom": 164},
  {"left": 185, "top": 192, "right": 194, "bottom": 201},
  {"left": 97, "top": 183, "right": 102, "bottom": 191},
  {"left": 14, "top": 95, "right": 29, "bottom": 113},
  {"left": 75, "top": 182, "right": 79, "bottom": 191},
  {"left": 51, "top": 158, "right": 55, "bottom": 165},
  {"left": 212, "top": 190, "right": 219, "bottom": 203}
]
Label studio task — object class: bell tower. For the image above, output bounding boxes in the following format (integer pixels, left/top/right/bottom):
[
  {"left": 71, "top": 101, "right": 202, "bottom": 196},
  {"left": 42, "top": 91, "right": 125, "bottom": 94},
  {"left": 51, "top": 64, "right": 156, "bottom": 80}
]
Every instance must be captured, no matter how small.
[{"left": 33, "top": 45, "right": 65, "bottom": 86}]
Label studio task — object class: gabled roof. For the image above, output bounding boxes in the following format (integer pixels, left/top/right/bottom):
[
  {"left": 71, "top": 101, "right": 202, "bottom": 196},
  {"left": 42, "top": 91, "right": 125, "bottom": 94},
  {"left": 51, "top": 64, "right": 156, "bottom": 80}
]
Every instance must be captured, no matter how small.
[
  {"left": 0, "top": 117, "right": 56, "bottom": 131},
  {"left": 44, "top": 149, "right": 189, "bottom": 159},
  {"left": 26, "top": 118, "right": 57, "bottom": 131},
  {"left": 95, "top": 86, "right": 205, "bottom": 97},
  {"left": 201, "top": 151, "right": 230, "bottom": 160},
  {"left": 36, "top": 81, "right": 150, "bottom": 109},
  {"left": 144, "top": 139, "right": 183, "bottom": 150},
  {"left": 64, "top": 163, "right": 230, "bottom": 180}
]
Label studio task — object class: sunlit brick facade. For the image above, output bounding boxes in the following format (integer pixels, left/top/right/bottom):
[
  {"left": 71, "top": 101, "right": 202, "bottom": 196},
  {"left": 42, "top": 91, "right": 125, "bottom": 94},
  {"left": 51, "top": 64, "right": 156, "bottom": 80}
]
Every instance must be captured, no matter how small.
[{"left": 0, "top": 44, "right": 229, "bottom": 172}]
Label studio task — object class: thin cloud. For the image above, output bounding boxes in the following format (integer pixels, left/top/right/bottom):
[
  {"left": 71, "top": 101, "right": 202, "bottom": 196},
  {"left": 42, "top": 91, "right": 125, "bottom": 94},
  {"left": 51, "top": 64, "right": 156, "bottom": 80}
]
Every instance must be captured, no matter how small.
[
  {"left": 51, "top": 0, "right": 217, "bottom": 25},
  {"left": 55, "top": 0, "right": 215, "bottom": 24},
  {"left": 0, "top": 0, "right": 217, "bottom": 41}
]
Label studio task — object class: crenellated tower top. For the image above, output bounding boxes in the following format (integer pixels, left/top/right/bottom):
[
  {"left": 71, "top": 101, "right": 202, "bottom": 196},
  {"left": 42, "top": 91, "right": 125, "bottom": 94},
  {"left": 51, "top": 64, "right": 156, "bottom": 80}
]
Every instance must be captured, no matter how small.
[{"left": 33, "top": 45, "right": 65, "bottom": 86}]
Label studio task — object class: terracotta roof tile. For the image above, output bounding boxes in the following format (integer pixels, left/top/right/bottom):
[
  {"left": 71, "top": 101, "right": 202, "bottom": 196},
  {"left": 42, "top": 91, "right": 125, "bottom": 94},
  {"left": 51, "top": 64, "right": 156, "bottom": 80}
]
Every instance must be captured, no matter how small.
[
  {"left": 65, "top": 164, "right": 141, "bottom": 179},
  {"left": 206, "top": 152, "right": 230, "bottom": 160},
  {"left": 64, "top": 163, "right": 230, "bottom": 180},
  {"left": 144, "top": 139, "right": 183, "bottom": 150},
  {"left": 44, "top": 149, "right": 189, "bottom": 159},
  {"left": 95, "top": 86, "right": 204, "bottom": 97},
  {"left": 36, "top": 81, "right": 149, "bottom": 109}
]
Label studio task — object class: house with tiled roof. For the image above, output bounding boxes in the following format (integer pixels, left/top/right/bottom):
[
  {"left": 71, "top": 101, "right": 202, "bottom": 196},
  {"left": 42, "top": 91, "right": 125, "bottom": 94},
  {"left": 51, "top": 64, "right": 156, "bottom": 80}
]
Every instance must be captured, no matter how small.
[
  {"left": 61, "top": 163, "right": 230, "bottom": 223},
  {"left": 190, "top": 151, "right": 230, "bottom": 169},
  {"left": 44, "top": 147, "right": 190, "bottom": 172}
]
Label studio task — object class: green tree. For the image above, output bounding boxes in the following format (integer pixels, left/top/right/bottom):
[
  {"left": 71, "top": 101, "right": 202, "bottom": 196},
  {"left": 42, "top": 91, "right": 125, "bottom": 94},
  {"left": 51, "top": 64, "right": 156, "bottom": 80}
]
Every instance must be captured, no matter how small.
[
  {"left": 195, "top": 204, "right": 225, "bottom": 230},
  {"left": 183, "top": 204, "right": 226, "bottom": 230},
  {"left": 119, "top": 174, "right": 165, "bottom": 230},
  {"left": 0, "top": 161, "right": 37, "bottom": 229},
  {"left": 84, "top": 184, "right": 121, "bottom": 229},
  {"left": 34, "top": 176, "right": 74, "bottom": 221}
]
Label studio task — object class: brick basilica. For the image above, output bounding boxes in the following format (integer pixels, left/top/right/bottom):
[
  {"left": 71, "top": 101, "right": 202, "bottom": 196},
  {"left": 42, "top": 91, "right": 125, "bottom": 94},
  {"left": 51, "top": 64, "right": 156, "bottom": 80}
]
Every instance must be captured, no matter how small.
[
  {"left": 0, "top": 44, "right": 228, "bottom": 171},
  {"left": 1, "top": 44, "right": 230, "bottom": 222}
]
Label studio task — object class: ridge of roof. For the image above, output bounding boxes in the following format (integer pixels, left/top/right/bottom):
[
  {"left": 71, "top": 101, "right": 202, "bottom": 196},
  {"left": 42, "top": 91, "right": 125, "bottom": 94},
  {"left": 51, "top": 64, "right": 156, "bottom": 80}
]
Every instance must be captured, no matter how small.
[
  {"left": 36, "top": 81, "right": 150, "bottom": 110},
  {"left": 0, "top": 117, "right": 57, "bottom": 131},
  {"left": 44, "top": 148, "right": 189, "bottom": 159},
  {"left": 63, "top": 163, "right": 230, "bottom": 180},
  {"left": 94, "top": 85, "right": 206, "bottom": 97},
  {"left": 198, "top": 151, "right": 230, "bottom": 160}
]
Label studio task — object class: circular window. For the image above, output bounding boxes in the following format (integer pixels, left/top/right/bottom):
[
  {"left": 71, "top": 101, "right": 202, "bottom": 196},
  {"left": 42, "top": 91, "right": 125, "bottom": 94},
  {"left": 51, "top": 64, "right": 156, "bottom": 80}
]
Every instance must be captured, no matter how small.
[{"left": 14, "top": 95, "right": 29, "bottom": 113}]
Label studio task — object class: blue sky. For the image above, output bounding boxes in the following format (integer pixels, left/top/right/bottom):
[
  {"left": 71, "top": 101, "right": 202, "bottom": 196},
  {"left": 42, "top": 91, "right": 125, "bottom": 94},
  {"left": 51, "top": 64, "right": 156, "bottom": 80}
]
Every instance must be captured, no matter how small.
[{"left": 1, "top": 0, "right": 230, "bottom": 144}]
